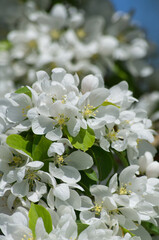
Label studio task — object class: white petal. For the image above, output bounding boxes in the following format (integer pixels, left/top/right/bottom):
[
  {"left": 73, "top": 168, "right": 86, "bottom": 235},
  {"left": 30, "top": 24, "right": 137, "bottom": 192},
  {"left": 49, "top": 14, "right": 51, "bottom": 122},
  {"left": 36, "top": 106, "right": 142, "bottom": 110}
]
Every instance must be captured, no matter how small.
[
  {"left": 89, "top": 88, "right": 109, "bottom": 107},
  {"left": 36, "top": 71, "right": 50, "bottom": 82},
  {"left": 46, "top": 128, "right": 62, "bottom": 142},
  {"left": 60, "top": 165, "right": 81, "bottom": 183},
  {"left": 64, "top": 150, "right": 93, "bottom": 170},
  {"left": 32, "top": 116, "right": 53, "bottom": 135},
  {"left": 51, "top": 68, "right": 66, "bottom": 82},
  {"left": 27, "top": 161, "right": 44, "bottom": 170},
  {"left": 48, "top": 142, "right": 64, "bottom": 157},
  {"left": 119, "top": 165, "right": 139, "bottom": 184},
  {"left": 47, "top": 189, "right": 55, "bottom": 209},
  {"left": 81, "top": 75, "right": 99, "bottom": 94},
  {"left": 11, "top": 179, "right": 29, "bottom": 197},
  {"left": 67, "top": 118, "right": 80, "bottom": 137},
  {"left": 53, "top": 183, "right": 70, "bottom": 201}
]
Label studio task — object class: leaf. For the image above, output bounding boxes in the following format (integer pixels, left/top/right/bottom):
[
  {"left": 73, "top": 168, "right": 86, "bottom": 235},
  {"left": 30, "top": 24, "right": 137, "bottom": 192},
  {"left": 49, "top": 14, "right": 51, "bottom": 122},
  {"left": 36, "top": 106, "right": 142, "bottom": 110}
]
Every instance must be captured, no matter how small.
[
  {"left": 142, "top": 222, "right": 159, "bottom": 235},
  {"left": 29, "top": 203, "right": 53, "bottom": 238},
  {"left": 64, "top": 126, "right": 95, "bottom": 152},
  {"left": 84, "top": 168, "right": 98, "bottom": 182},
  {"left": 6, "top": 134, "right": 32, "bottom": 157},
  {"left": 121, "top": 227, "right": 135, "bottom": 237},
  {"left": 32, "top": 135, "right": 52, "bottom": 161},
  {"left": 15, "top": 86, "right": 32, "bottom": 98},
  {"left": 101, "top": 101, "right": 120, "bottom": 108},
  {"left": 0, "top": 40, "right": 12, "bottom": 51},
  {"left": 88, "top": 146, "right": 113, "bottom": 181},
  {"left": 79, "top": 171, "right": 96, "bottom": 197},
  {"left": 77, "top": 221, "right": 89, "bottom": 235},
  {"left": 114, "top": 150, "right": 129, "bottom": 167}
]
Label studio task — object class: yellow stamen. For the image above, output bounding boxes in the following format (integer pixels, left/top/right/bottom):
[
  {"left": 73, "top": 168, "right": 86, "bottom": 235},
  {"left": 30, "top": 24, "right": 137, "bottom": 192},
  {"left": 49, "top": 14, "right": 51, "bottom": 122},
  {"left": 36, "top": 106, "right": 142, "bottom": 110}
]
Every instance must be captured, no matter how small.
[
  {"left": 21, "top": 232, "right": 34, "bottom": 240},
  {"left": 12, "top": 156, "right": 23, "bottom": 166},
  {"left": 28, "top": 40, "right": 37, "bottom": 49},
  {"left": 119, "top": 183, "right": 132, "bottom": 195},
  {"left": 9, "top": 155, "right": 23, "bottom": 167},
  {"left": 55, "top": 114, "right": 69, "bottom": 128},
  {"left": 76, "top": 28, "right": 86, "bottom": 39},
  {"left": 107, "top": 129, "right": 118, "bottom": 142},
  {"left": 91, "top": 202, "right": 103, "bottom": 216},
  {"left": 50, "top": 29, "right": 61, "bottom": 40},
  {"left": 25, "top": 170, "right": 40, "bottom": 181},
  {"left": 57, "top": 155, "right": 64, "bottom": 165},
  {"left": 22, "top": 105, "right": 31, "bottom": 117},
  {"left": 83, "top": 104, "right": 96, "bottom": 118}
]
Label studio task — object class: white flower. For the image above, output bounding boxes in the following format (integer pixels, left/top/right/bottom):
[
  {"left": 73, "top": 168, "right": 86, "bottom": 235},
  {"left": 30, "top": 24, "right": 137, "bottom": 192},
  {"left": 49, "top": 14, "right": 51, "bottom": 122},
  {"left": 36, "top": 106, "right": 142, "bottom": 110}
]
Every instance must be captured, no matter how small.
[
  {"left": 48, "top": 146, "right": 93, "bottom": 183},
  {"left": 9, "top": 161, "right": 50, "bottom": 202},
  {"left": 137, "top": 151, "right": 159, "bottom": 180},
  {"left": 0, "top": 207, "right": 49, "bottom": 240},
  {"left": 5, "top": 93, "right": 33, "bottom": 131}
]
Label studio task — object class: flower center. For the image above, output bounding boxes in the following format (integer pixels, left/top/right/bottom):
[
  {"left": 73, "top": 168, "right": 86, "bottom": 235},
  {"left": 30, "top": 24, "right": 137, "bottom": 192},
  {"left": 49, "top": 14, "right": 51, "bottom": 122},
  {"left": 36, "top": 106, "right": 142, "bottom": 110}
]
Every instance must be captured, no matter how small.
[
  {"left": 119, "top": 183, "right": 132, "bottom": 195},
  {"left": 83, "top": 104, "right": 96, "bottom": 118},
  {"left": 9, "top": 154, "right": 23, "bottom": 167},
  {"left": 28, "top": 40, "right": 37, "bottom": 49},
  {"left": 50, "top": 29, "right": 61, "bottom": 40},
  {"left": 55, "top": 114, "right": 69, "bottom": 128},
  {"left": 57, "top": 155, "right": 64, "bottom": 165},
  {"left": 22, "top": 105, "right": 31, "bottom": 117},
  {"left": 76, "top": 28, "right": 86, "bottom": 39},
  {"left": 106, "top": 129, "right": 118, "bottom": 142},
  {"left": 25, "top": 170, "right": 40, "bottom": 181},
  {"left": 13, "top": 156, "right": 23, "bottom": 167},
  {"left": 21, "top": 233, "right": 34, "bottom": 240},
  {"left": 91, "top": 202, "right": 103, "bottom": 216},
  {"left": 61, "top": 95, "right": 67, "bottom": 104}
]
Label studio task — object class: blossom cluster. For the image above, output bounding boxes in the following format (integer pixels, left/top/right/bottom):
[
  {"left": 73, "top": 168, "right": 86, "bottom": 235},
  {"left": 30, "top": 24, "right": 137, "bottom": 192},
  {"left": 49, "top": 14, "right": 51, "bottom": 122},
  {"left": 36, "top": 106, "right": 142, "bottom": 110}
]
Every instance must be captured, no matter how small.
[
  {"left": 0, "top": 1, "right": 153, "bottom": 97},
  {"left": 0, "top": 68, "right": 159, "bottom": 239}
]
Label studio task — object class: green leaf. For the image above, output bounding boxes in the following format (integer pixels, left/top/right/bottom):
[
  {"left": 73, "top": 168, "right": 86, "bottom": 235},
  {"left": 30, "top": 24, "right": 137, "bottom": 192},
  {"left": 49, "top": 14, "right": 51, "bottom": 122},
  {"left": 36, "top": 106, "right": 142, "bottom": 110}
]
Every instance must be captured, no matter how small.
[
  {"left": 15, "top": 86, "right": 32, "bottom": 98},
  {"left": 79, "top": 171, "right": 95, "bottom": 197},
  {"left": 0, "top": 40, "right": 12, "bottom": 51},
  {"left": 84, "top": 168, "right": 98, "bottom": 182},
  {"left": 32, "top": 135, "right": 52, "bottom": 161},
  {"left": 6, "top": 134, "right": 32, "bottom": 157},
  {"left": 64, "top": 126, "right": 95, "bottom": 152},
  {"left": 114, "top": 150, "right": 129, "bottom": 167},
  {"left": 142, "top": 222, "right": 159, "bottom": 235},
  {"left": 92, "top": 101, "right": 120, "bottom": 111},
  {"left": 88, "top": 146, "right": 113, "bottom": 181},
  {"left": 121, "top": 227, "right": 135, "bottom": 237},
  {"left": 77, "top": 221, "right": 89, "bottom": 235},
  {"left": 29, "top": 203, "right": 53, "bottom": 238},
  {"left": 101, "top": 101, "right": 120, "bottom": 108}
]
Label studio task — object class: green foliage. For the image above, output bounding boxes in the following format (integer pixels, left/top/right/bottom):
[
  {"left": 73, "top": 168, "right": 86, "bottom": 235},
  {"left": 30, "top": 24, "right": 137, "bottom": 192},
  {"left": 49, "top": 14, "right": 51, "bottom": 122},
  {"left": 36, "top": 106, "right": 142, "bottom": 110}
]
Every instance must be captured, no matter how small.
[
  {"left": 6, "top": 133, "right": 52, "bottom": 162},
  {"left": 64, "top": 126, "right": 95, "bottom": 152},
  {"left": 101, "top": 101, "right": 120, "bottom": 108},
  {"left": 15, "top": 86, "right": 32, "bottom": 98},
  {"left": 142, "top": 222, "right": 159, "bottom": 235},
  {"left": 114, "top": 150, "right": 129, "bottom": 167},
  {"left": 32, "top": 135, "right": 52, "bottom": 161},
  {"left": 6, "top": 134, "right": 32, "bottom": 157},
  {"left": 0, "top": 40, "right": 12, "bottom": 51},
  {"left": 121, "top": 227, "right": 135, "bottom": 237},
  {"left": 28, "top": 203, "right": 53, "bottom": 238},
  {"left": 84, "top": 168, "right": 98, "bottom": 182},
  {"left": 79, "top": 170, "right": 97, "bottom": 197},
  {"left": 77, "top": 220, "right": 89, "bottom": 235},
  {"left": 88, "top": 146, "right": 113, "bottom": 181}
]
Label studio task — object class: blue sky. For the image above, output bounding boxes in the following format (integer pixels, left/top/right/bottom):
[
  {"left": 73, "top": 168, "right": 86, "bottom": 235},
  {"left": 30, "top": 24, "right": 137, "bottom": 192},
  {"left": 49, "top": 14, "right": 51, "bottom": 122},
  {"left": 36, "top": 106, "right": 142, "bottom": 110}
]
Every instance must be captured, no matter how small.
[{"left": 111, "top": 0, "right": 159, "bottom": 64}]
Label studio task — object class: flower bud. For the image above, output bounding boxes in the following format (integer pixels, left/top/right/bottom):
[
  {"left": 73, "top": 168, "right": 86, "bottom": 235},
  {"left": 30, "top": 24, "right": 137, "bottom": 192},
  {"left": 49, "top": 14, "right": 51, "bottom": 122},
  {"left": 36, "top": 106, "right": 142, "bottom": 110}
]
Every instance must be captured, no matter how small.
[
  {"left": 146, "top": 161, "right": 159, "bottom": 178},
  {"left": 81, "top": 75, "right": 99, "bottom": 93},
  {"left": 138, "top": 151, "right": 153, "bottom": 174}
]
